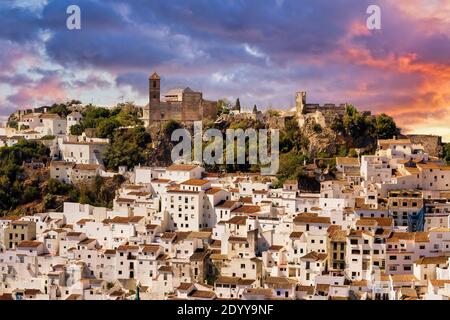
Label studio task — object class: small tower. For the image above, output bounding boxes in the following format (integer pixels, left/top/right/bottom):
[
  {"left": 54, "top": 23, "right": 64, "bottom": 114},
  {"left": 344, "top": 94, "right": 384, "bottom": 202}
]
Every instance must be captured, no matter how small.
[
  {"left": 149, "top": 72, "right": 160, "bottom": 107},
  {"left": 295, "top": 91, "right": 307, "bottom": 114}
]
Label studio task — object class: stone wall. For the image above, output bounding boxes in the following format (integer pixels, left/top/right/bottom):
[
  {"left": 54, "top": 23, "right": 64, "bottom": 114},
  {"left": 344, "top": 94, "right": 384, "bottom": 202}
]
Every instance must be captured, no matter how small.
[
  {"left": 407, "top": 134, "right": 443, "bottom": 157},
  {"left": 181, "top": 91, "right": 203, "bottom": 122},
  {"left": 202, "top": 100, "right": 218, "bottom": 120}
]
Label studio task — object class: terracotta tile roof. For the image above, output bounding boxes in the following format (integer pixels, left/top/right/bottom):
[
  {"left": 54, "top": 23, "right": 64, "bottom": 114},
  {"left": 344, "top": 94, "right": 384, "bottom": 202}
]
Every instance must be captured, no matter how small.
[
  {"left": 430, "top": 280, "right": 450, "bottom": 287},
  {"left": 390, "top": 274, "right": 418, "bottom": 283},
  {"left": 205, "top": 187, "right": 224, "bottom": 195},
  {"left": 293, "top": 213, "right": 331, "bottom": 224},
  {"left": 187, "top": 231, "right": 211, "bottom": 239},
  {"left": 181, "top": 179, "right": 209, "bottom": 186},
  {"left": 78, "top": 238, "right": 96, "bottom": 245},
  {"left": 123, "top": 184, "right": 145, "bottom": 190},
  {"left": 0, "top": 293, "right": 13, "bottom": 300},
  {"left": 387, "top": 231, "right": 429, "bottom": 243},
  {"left": 141, "top": 245, "right": 160, "bottom": 253},
  {"left": 76, "top": 219, "right": 94, "bottom": 225},
  {"left": 127, "top": 191, "right": 151, "bottom": 197},
  {"left": 109, "top": 216, "right": 143, "bottom": 224},
  {"left": 240, "top": 197, "right": 253, "bottom": 204},
  {"left": 265, "top": 277, "right": 297, "bottom": 289},
  {"left": 289, "top": 232, "right": 303, "bottom": 239},
  {"left": 329, "top": 230, "right": 347, "bottom": 242},
  {"left": 190, "top": 251, "right": 208, "bottom": 261},
  {"left": 151, "top": 178, "right": 171, "bottom": 183},
  {"left": 378, "top": 138, "right": 411, "bottom": 146},
  {"left": 300, "top": 251, "right": 328, "bottom": 261},
  {"left": 210, "top": 253, "right": 228, "bottom": 260},
  {"left": 231, "top": 205, "right": 261, "bottom": 214},
  {"left": 238, "top": 279, "right": 256, "bottom": 286},
  {"left": 0, "top": 216, "right": 20, "bottom": 221},
  {"left": 16, "top": 240, "right": 42, "bottom": 248},
  {"left": 160, "top": 232, "right": 177, "bottom": 240},
  {"left": 269, "top": 245, "right": 284, "bottom": 251},
  {"left": 65, "top": 294, "right": 82, "bottom": 300},
  {"left": 350, "top": 280, "right": 368, "bottom": 287},
  {"left": 414, "top": 256, "right": 448, "bottom": 265},
  {"left": 25, "top": 289, "right": 42, "bottom": 295},
  {"left": 216, "top": 276, "right": 240, "bottom": 285},
  {"left": 115, "top": 198, "right": 135, "bottom": 203},
  {"left": 336, "top": 157, "right": 360, "bottom": 166},
  {"left": 167, "top": 164, "right": 198, "bottom": 171},
  {"left": 210, "top": 240, "right": 221, "bottom": 248},
  {"left": 358, "top": 217, "right": 393, "bottom": 227},
  {"left": 177, "top": 283, "right": 194, "bottom": 291},
  {"left": 244, "top": 288, "right": 273, "bottom": 297},
  {"left": 296, "top": 285, "right": 314, "bottom": 294},
  {"left": 158, "top": 265, "right": 173, "bottom": 273},
  {"left": 167, "top": 189, "right": 200, "bottom": 194},
  {"left": 253, "top": 190, "right": 268, "bottom": 195},
  {"left": 216, "top": 200, "right": 238, "bottom": 209},
  {"left": 189, "top": 290, "right": 216, "bottom": 299},
  {"left": 228, "top": 236, "right": 248, "bottom": 243},
  {"left": 226, "top": 215, "right": 247, "bottom": 225},
  {"left": 117, "top": 244, "right": 139, "bottom": 251}
]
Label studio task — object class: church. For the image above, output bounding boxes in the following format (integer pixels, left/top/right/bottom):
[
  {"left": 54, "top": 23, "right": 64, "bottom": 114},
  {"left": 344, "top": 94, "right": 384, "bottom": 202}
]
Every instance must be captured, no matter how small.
[{"left": 141, "top": 72, "right": 218, "bottom": 128}]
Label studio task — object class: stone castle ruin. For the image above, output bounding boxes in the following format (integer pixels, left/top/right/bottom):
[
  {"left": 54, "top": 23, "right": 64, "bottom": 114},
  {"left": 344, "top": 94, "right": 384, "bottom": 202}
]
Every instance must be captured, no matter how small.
[
  {"left": 294, "top": 91, "right": 348, "bottom": 128},
  {"left": 295, "top": 91, "right": 347, "bottom": 115}
]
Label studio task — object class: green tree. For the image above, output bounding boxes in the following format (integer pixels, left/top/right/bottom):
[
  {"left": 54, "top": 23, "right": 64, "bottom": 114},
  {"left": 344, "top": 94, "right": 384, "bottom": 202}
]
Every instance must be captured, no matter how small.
[
  {"left": 70, "top": 124, "right": 84, "bottom": 135},
  {"left": 48, "top": 103, "right": 70, "bottom": 117},
  {"left": 234, "top": 98, "right": 241, "bottom": 112},
  {"left": 163, "top": 120, "right": 182, "bottom": 139},
  {"left": 43, "top": 194, "right": 57, "bottom": 210},
  {"left": 103, "top": 126, "right": 152, "bottom": 170},
  {"left": 97, "top": 118, "right": 121, "bottom": 139},
  {"left": 443, "top": 143, "right": 450, "bottom": 165},
  {"left": 0, "top": 140, "right": 50, "bottom": 211},
  {"left": 375, "top": 113, "right": 400, "bottom": 139},
  {"left": 7, "top": 120, "right": 18, "bottom": 130}
]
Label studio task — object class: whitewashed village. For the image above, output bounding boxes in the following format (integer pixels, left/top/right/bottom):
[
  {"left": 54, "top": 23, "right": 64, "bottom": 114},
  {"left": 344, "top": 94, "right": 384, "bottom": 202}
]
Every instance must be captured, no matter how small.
[{"left": 0, "top": 76, "right": 450, "bottom": 301}]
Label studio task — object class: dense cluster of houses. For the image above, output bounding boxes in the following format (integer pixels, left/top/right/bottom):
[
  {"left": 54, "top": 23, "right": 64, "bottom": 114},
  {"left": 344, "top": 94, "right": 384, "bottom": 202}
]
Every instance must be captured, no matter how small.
[
  {"left": 1, "top": 125, "right": 450, "bottom": 300},
  {"left": 0, "top": 110, "right": 109, "bottom": 167}
]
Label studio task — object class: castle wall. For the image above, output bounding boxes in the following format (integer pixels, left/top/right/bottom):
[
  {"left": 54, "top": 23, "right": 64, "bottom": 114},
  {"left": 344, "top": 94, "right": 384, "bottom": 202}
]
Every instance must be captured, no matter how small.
[
  {"left": 181, "top": 92, "right": 202, "bottom": 122},
  {"left": 202, "top": 100, "right": 218, "bottom": 120},
  {"left": 407, "top": 134, "right": 443, "bottom": 157}
]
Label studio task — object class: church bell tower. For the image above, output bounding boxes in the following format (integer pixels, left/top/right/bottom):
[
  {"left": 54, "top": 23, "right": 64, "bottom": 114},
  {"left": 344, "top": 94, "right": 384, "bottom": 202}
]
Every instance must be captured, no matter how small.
[{"left": 149, "top": 72, "right": 161, "bottom": 107}]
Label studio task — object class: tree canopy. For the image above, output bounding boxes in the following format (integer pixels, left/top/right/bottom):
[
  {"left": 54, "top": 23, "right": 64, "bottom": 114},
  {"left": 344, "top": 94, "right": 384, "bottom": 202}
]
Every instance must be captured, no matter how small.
[
  {"left": 0, "top": 140, "right": 50, "bottom": 212},
  {"left": 103, "top": 126, "right": 152, "bottom": 170}
]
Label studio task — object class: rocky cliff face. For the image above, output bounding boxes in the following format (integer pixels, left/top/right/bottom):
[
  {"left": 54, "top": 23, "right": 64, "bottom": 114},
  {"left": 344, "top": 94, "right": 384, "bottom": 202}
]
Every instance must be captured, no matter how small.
[{"left": 300, "top": 117, "right": 343, "bottom": 156}]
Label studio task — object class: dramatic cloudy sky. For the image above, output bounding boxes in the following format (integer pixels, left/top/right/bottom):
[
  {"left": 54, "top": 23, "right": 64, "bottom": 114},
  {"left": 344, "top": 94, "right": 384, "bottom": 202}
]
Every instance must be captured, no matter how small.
[{"left": 1, "top": 0, "right": 449, "bottom": 141}]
